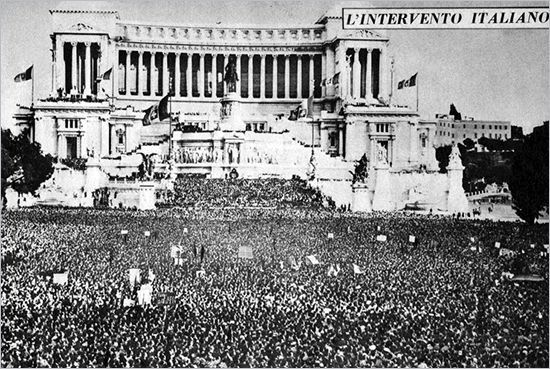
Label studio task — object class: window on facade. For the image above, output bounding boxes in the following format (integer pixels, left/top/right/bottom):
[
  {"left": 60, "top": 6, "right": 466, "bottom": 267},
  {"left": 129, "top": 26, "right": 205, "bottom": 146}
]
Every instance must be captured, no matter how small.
[
  {"left": 463, "top": 124, "right": 466, "bottom": 129},
  {"left": 482, "top": 125, "right": 485, "bottom": 129},
  {"left": 474, "top": 133, "right": 478, "bottom": 139},
  {"left": 259, "top": 123, "right": 265, "bottom": 132},
  {"left": 482, "top": 133, "right": 485, "bottom": 137},
  {"left": 463, "top": 134, "right": 466, "bottom": 138},
  {"left": 246, "top": 124, "right": 251, "bottom": 131},
  {"left": 422, "top": 137, "right": 427, "bottom": 148},
  {"left": 452, "top": 134, "right": 455, "bottom": 138},
  {"left": 489, "top": 133, "right": 492, "bottom": 138},
  {"left": 118, "top": 134, "right": 124, "bottom": 145},
  {"left": 452, "top": 124, "right": 455, "bottom": 129},
  {"left": 474, "top": 124, "right": 477, "bottom": 129},
  {"left": 504, "top": 134, "right": 507, "bottom": 139},
  {"left": 489, "top": 125, "right": 492, "bottom": 129}
]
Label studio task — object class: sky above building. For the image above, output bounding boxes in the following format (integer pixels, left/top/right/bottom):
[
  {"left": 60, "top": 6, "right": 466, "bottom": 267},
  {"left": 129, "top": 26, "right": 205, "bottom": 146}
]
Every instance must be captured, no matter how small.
[{"left": 1, "top": 1, "right": 548, "bottom": 133}]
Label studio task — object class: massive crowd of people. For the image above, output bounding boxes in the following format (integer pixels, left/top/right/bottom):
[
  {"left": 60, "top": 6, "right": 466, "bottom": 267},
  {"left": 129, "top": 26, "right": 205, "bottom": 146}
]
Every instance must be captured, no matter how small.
[
  {"left": 1, "top": 204, "right": 548, "bottom": 368},
  {"left": 171, "top": 177, "right": 331, "bottom": 208}
]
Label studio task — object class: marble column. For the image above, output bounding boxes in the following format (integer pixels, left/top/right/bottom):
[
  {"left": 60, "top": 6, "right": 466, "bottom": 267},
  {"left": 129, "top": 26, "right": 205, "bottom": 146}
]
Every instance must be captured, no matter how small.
[
  {"left": 321, "top": 50, "right": 327, "bottom": 97},
  {"left": 84, "top": 42, "right": 91, "bottom": 95},
  {"left": 260, "top": 54, "right": 266, "bottom": 98},
  {"left": 338, "top": 125, "right": 344, "bottom": 157},
  {"left": 137, "top": 51, "right": 143, "bottom": 96},
  {"left": 326, "top": 45, "right": 335, "bottom": 96},
  {"left": 365, "top": 48, "right": 373, "bottom": 100},
  {"left": 284, "top": 55, "right": 290, "bottom": 99},
  {"left": 71, "top": 42, "right": 77, "bottom": 94},
  {"left": 353, "top": 48, "right": 361, "bottom": 99},
  {"left": 222, "top": 54, "right": 227, "bottom": 95},
  {"left": 378, "top": 48, "right": 386, "bottom": 101},
  {"left": 248, "top": 54, "right": 253, "bottom": 98},
  {"left": 125, "top": 50, "right": 131, "bottom": 95},
  {"left": 151, "top": 52, "right": 157, "bottom": 95},
  {"left": 211, "top": 53, "right": 217, "bottom": 97},
  {"left": 309, "top": 54, "right": 315, "bottom": 97},
  {"left": 58, "top": 41, "right": 65, "bottom": 93},
  {"left": 297, "top": 55, "right": 302, "bottom": 99},
  {"left": 186, "top": 53, "right": 192, "bottom": 97},
  {"left": 173, "top": 53, "right": 181, "bottom": 97},
  {"left": 162, "top": 52, "right": 169, "bottom": 95},
  {"left": 236, "top": 54, "right": 242, "bottom": 96},
  {"left": 198, "top": 53, "right": 205, "bottom": 98},
  {"left": 272, "top": 55, "right": 278, "bottom": 98}
]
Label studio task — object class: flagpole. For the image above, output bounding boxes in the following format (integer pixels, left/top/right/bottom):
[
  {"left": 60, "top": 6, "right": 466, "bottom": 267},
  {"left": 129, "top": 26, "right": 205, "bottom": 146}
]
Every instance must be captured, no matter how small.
[
  {"left": 31, "top": 65, "right": 35, "bottom": 107},
  {"left": 416, "top": 74, "right": 419, "bottom": 112},
  {"left": 169, "top": 82, "right": 173, "bottom": 161}
]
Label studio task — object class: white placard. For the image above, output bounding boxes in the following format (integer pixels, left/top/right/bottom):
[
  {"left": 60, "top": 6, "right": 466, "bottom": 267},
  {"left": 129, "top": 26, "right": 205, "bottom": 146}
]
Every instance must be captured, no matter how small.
[
  {"left": 495, "top": 242, "right": 501, "bottom": 249},
  {"left": 376, "top": 235, "right": 387, "bottom": 242},
  {"left": 327, "top": 233, "right": 334, "bottom": 239},
  {"left": 121, "top": 230, "right": 128, "bottom": 235},
  {"left": 144, "top": 231, "right": 151, "bottom": 237},
  {"left": 409, "top": 235, "right": 416, "bottom": 243},
  {"left": 53, "top": 273, "right": 68, "bottom": 285}
]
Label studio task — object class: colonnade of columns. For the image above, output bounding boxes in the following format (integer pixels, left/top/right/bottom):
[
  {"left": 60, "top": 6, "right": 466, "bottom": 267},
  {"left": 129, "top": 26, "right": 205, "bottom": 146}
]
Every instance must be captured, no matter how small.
[
  {"left": 56, "top": 41, "right": 101, "bottom": 96},
  {"left": 345, "top": 47, "right": 386, "bottom": 101},
  {"left": 116, "top": 50, "right": 324, "bottom": 99}
]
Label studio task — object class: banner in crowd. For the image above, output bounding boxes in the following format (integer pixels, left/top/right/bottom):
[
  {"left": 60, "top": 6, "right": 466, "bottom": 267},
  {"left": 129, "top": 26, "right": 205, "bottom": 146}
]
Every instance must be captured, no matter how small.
[
  {"left": 409, "top": 235, "right": 416, "bottom": 243},
  {"left": 53, "top": 272, "right": 68, "bottom": 285},
  {"left": 376, "top": 235, "right": 387, "bottom": 242},
  {"left": 327, "top": 233, "right": 334, "bottom": 239},
  {"left": 495, "top": 242, "right": 501, "bottom": 248},
  {"left": 287, "top": 256, "right": 299, "bottom": 270},
  {"left": 138, "top": 284, "right": 152, "bottom": 305},
  {"left": 171, "top": 245, "right": 181, "bottom": 258},
  {"left": 121, "top": 230, "right": 128, "bottom": 235},
  {"left": 353, "top": 264, "right": 364, "bottom": 274},
  {"left": 129, "top": 268, "right": 141, "bottom": 286},
  {"left": 144, "top": 231, "right": 151, "bottom": 237},
  {"left": 238, "top": 246, "right": 253, "bottom": 259},
  {"left": 305, "top": 255, "right": 320, "bottom": 265},
  {"left": 123, "top": 298, "right": 135, "bottom": 307}
]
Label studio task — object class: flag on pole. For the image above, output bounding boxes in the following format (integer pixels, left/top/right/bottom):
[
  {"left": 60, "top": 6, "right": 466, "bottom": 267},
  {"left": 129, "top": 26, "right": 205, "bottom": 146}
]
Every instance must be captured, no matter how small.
[
  {"left": 288, "top": 105, "right": 301, "bottom": 121},
  {"left": 305, "top": 255, "right": 320, "bottom": 265},
  {"left": 14, "top": 66, "right": 33, "bottom": 82},
  {"left": 97, "top": 67, "right": 113, "bottom": 81},
  {"left": 397, "top": 73, "right": 417, "bottom": 89},
  {"left": 142, "top": 94, "right": 170, "bottom": 126},
  {"left": 305, "top": 95, "right": 314, "bottom": 118}
]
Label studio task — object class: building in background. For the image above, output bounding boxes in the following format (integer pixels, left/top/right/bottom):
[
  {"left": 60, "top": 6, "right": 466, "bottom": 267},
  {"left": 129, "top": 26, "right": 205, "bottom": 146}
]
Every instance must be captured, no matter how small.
[{"left": 427, "top": 104, "right": 510, "bottom": 147}]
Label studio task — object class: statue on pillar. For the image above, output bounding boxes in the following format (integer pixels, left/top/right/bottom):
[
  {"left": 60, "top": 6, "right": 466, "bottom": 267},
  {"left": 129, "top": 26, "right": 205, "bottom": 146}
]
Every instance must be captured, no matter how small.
[
  {"left": 224, "top": 56, "right": 239, "bottom": 93},
  {"left": 448, "top": 144, "right": 463, "bottom": 169},
  {"left": 138, "top": 153, "right": 157, "bottom": 180}
]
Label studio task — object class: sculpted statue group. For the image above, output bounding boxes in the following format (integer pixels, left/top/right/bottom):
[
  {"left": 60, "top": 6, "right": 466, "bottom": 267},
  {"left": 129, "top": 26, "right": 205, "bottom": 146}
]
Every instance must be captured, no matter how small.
[{"left": 174, "top": 145, "right": 241, "bottom": 165}]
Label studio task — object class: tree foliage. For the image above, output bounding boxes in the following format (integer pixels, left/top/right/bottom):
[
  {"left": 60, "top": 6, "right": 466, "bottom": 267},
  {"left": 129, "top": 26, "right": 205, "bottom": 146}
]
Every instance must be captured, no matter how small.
[
  {"left": 1, "top": 129, "right": 54, "bottom": 204},
  {"left": 508, "top": 122, "right": 549, "bottom": 224}
]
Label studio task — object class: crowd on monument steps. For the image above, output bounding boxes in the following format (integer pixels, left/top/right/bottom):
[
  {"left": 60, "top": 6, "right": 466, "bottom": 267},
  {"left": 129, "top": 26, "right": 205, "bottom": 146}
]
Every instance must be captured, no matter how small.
[{"left": 1, "top": 204, "right": 548, "bottom": 368}]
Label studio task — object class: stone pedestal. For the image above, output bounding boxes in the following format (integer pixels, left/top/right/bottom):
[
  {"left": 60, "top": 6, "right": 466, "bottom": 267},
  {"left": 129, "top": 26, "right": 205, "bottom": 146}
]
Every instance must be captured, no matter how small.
[
  {"left": 372, "top": 163, "right": 393, "bottom": 211},
  {"left": 351, "top": 183, "right": 371, "bottom": 212},
  {"left": 84, "top": 158, "right": 108, "bottom": 207},
  {"left": 220, "top": 93, "right": 244, "bottom": 131},
  {"left": 139, "top": 182, "right": 156, "bottom": 210},
  {"left": 447, "top": 166, "right": 469, "bottom": 214}
]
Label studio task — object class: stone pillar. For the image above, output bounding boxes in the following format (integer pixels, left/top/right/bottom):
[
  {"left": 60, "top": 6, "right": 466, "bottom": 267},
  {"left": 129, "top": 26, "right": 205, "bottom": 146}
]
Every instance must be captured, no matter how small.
[
  {"left": 260, "top": 54, "right": 266, "bottom": 98},
  {"left": 365, "top": 48, "right": 373, "bottom": 101},
  {"left": 338, "top": 126, "right": 344, "bottom": 157},
  {"left": 284, "top": 55, "right": 290, "bottom": 99},
  {"left": 162, "top": 52, "right": 169, "bottom": 95},
  {"left": 236, "top": 54, "right": 242, "bottom": 96},
  {"left": 58, "top": 41, "right": 65, "bottom": 93},
  {"left": 198, "top": 53, "right": 205, "bottom": 98},
  {"left": 248, "top": 54, "right": 253, "bottom": 98},
  {"left": 211, "top": 53, "right": 217, "bottom": 97},
  {"left": 447, "top": 146, "right": 469, "bottom": 213},
  {"left": 297, "top": 55, "right": 302, "bottom": 99},
  {"left": 326, "top": 45, "right": 335, "bottom": 96},
  {"left": 309, "top": 54, "right": 315, "bottom": 97},
  {"left": 71, "top": 42, "right": 77, "bottom": 94},
  {"left": 272, "top": 55, "right": 278, "bottom": 98},
  {"left": 151, "top": 52, "right": 157, "bottom": 95},
  {"left": 372, "top": 159, "right": 393, "bottom": 211},
  {"left": 137, "top": 51, "right": 143, "bottom": 96},
  {"left": 353, "top": 48, "right": 361, "bottom": 99},
  {"left": 352, "top": 184, "right": 372, "bottom": 212},
  {"left": 125, "top": 50, "right": 131, "bottom": 95},
  {"left": 83, "top": 43, "right": 92, "bottom": 95},
  {"left": 378, "top": 48, "right": 386, "bottom": 102},
  {"left": 186, "top": 53, "right": 192, "bottom": 97},
  {"left": 321, "top": 50, "right": 327, "bottom": 97},
  {"left": 222, "top": 54, "right": 227, "bottom": 95},
  {"left": 174, "top": 52, "right": 180, "bottom": 97}
]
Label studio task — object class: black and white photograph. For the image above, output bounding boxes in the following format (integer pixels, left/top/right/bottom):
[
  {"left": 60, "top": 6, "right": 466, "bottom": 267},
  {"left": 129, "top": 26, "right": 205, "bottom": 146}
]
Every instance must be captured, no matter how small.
[{"left": 1, "top": 1, "right": 549, "bottom": 367}]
